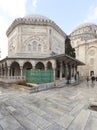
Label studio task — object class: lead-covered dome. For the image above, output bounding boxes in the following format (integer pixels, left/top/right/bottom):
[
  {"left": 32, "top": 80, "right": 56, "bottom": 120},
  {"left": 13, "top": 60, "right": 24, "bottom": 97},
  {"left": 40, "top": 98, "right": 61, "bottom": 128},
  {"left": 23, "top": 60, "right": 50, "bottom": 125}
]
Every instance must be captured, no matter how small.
[
  {"left": 6, "top": 14, "right": 66, "bottom": 37},
  {"left": 70, "top": 23, "right": 97, "bottom": 41},
  {"left": 23, "top": 14, "right": 51, "bottom": 21},
  {"left": 73, "top": 23, "right": 97, "bottom": 30}
]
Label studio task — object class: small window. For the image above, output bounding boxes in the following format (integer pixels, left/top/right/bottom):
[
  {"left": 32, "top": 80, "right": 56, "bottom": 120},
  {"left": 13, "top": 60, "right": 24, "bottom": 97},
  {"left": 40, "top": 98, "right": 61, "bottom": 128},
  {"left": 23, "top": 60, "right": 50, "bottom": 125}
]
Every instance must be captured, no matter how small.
[
  {"left": 33, "top": 41, "right": 37, "bottom": 51},
  {"left": 49, "top": 29, "right": 51, "bottom": 34},
  {"left": 90, "top": 58, "right": 94, "bottom": 65},
  {"left": 38, "top": 44, "right": 41, "bottom": 51},
  {"left": 28, "top": 44, "right": 31, "bottom": 51}
]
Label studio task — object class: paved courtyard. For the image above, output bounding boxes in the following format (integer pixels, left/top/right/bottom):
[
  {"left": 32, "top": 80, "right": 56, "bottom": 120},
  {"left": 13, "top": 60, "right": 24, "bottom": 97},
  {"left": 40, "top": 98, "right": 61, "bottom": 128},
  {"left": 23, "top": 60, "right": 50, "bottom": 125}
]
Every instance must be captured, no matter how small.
[{"left": 0, "top": 81, "right": 97, "bottom": 130}]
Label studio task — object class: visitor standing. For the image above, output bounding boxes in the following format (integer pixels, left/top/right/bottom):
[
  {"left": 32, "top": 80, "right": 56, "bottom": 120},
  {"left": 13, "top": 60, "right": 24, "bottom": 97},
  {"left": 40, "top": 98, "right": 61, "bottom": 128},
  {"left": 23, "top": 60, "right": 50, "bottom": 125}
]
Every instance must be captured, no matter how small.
[
  {"left": 86, "top": 76, "right": 89, "bottom": 82},
  {"left": 91, "top": 75, "right": 95, "bottom": 83},
  {"left": 96, "top": 76, "right": 97, "bottom": 81}
]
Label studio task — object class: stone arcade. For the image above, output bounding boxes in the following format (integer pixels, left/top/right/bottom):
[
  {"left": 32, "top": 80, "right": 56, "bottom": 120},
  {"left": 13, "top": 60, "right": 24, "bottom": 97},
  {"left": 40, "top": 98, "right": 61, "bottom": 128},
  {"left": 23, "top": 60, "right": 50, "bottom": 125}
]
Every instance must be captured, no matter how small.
[{"left": 0, "top": 15, "right": 84, "bottom": 83}]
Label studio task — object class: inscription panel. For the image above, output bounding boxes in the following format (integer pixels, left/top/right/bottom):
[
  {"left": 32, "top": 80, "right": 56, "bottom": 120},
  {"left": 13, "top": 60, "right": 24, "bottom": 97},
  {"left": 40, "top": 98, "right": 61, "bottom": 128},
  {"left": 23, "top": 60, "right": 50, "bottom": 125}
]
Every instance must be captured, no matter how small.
[{"left": 21, "top": 25, "right": 47, "bottom": 34}]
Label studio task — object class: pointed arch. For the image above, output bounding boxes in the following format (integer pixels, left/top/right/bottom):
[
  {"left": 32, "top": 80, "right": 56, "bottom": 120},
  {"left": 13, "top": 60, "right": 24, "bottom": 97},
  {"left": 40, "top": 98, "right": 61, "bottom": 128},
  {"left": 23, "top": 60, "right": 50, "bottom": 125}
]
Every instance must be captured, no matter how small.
[
  {"left": 23, "top": 62, "right": 33, "bottom": 76},
  {"left": 35, "top": 62, "right": 45, "bottom": 70},
  {"left": 47, "top": 61, "right": 52, "bottom": 70},
  {"left": 10, "top": 61, "right": 20, "bottom": 76}
]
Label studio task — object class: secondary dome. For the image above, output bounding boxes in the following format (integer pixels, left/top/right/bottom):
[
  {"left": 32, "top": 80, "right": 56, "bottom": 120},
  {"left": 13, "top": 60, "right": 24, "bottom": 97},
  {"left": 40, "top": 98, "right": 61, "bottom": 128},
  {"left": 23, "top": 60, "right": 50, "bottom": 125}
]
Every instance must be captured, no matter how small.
[
  {"left": 70, "top": 23, "right": 97, "bottom": 35},
  {"left": 70, "top": 23, "right": 97, "bottom": 41},
  {"left": 74, "top": 23, "right": 96, "bottom": 30}
]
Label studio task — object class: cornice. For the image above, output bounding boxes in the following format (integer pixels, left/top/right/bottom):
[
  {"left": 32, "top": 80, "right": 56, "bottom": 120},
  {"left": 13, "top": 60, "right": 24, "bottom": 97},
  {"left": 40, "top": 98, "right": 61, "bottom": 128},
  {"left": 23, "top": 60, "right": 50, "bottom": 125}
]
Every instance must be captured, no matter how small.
[{"left": 6, "top": 17, "right": 66, "bottom": 37}]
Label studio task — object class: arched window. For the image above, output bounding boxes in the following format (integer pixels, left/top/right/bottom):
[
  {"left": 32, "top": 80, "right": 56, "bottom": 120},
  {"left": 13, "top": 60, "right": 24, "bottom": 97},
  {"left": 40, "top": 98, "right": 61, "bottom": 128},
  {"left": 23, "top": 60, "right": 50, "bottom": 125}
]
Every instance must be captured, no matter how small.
[
  {"left": 47, "top": 62, "right": 52, "bottom": 70},
  {"left": 90, "top": 58, "right": 94, "bottom": 65},
  {"left": 28, "top": 44, "right": 31, "bottom": 51},
  {"left": 33, "top": 41, "right": 37, "bottom": 51},
  {"left": 38, "top": 44, "right": 41, "bottom": 51}
]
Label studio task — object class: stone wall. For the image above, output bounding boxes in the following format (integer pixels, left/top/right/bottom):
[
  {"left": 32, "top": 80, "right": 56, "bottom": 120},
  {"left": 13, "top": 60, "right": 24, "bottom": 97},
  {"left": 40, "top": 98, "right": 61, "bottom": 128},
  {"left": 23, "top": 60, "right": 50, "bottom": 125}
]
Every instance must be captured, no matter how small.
[{"left": 7, "top": 24, "right": 65, "bottom": 58}]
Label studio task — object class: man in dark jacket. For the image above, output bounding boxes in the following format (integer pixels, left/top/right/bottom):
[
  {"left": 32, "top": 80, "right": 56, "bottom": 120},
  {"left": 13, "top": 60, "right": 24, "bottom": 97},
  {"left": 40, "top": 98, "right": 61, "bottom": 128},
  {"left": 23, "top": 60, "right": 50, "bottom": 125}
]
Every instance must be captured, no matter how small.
[{"left": 91, "top": 75, "right": 95, "bottom": 83}]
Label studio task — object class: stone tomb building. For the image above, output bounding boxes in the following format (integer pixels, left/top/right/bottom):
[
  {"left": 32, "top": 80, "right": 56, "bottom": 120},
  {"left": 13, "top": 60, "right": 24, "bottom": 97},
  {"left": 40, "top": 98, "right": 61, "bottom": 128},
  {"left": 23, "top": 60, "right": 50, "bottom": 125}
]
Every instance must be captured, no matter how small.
[
  {"left": 70, "top": 23, "right": 97, "bottom": 77},
  {"left": 0, "top": 15, "right": 84, "bottom": 83}
]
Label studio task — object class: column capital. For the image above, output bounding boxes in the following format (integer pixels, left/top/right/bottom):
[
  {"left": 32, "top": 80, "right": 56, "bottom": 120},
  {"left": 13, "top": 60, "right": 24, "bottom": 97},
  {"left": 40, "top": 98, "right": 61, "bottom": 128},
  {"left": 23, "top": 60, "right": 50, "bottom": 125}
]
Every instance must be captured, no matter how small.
[{"left": 20, "top": 66, "right": 23, "bottom": 69}]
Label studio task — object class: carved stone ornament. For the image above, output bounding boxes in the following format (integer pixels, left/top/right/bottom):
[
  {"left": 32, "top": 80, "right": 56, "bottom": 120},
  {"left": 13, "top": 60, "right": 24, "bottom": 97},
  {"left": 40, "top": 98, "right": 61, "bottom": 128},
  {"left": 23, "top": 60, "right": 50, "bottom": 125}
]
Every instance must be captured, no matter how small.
[{"left": 22, "top": 35, "right": 47, "bottom": 52}]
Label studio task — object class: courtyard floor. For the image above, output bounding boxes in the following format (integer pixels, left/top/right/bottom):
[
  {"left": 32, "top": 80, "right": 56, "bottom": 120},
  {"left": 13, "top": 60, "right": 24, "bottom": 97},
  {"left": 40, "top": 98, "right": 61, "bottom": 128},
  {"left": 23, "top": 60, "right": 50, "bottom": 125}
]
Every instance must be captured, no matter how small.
[{"left": 0, "top": 81, "right": 97, "bottom": 130}]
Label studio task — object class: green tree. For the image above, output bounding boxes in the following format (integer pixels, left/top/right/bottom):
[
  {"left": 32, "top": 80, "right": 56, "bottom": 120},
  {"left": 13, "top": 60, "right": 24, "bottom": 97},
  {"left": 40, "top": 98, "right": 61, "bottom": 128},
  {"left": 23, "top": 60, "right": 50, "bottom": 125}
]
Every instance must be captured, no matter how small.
[{"left": 65, "top": 36, "right": 76, "bottom": 58}]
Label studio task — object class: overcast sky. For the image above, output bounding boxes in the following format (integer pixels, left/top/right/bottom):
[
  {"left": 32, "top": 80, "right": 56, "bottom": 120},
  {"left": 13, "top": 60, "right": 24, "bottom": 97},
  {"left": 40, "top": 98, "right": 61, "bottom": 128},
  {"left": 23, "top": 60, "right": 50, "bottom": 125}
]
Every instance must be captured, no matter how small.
[{"left": 0, "top": 0, "right": 97, "bottom": 59}]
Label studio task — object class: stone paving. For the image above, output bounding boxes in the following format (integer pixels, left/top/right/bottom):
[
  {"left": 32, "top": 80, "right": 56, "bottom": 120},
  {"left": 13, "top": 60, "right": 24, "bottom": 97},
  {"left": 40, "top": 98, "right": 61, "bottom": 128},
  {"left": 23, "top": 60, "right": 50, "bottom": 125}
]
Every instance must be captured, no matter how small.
[{"left": 0, "top": 81, "right": 97, "bottom": 130}]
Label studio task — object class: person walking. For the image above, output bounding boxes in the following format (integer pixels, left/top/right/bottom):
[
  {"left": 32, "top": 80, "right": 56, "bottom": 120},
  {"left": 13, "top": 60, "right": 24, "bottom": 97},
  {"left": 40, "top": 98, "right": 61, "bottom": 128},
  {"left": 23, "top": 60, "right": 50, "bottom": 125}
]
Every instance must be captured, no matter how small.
[
  {"left": 66, "top": 75, "right": 70, "bottom": 84},
  {"left": 86, "top": 76, "right": 89, "bottom": 82},
  {"left": 96, "top": 76, "right": 97, "bottom": 81},
  {"left": 91, "top": 75, "right": 95, "bottom": 83}
]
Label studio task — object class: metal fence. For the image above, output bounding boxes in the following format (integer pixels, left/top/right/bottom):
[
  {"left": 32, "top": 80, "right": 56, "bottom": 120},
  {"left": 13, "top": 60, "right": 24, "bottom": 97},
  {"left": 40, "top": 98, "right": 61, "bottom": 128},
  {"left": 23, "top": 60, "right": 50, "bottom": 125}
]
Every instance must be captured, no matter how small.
[{"left": 26, "top": 70, "right": 54, "bottom": 84}]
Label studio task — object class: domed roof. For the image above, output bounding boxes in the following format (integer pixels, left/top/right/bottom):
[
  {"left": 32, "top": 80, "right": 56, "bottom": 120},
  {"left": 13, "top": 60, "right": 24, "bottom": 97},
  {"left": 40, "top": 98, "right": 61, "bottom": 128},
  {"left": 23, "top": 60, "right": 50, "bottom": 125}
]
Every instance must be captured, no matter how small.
[
  {"left": 71, "top": 23, "right": 97, "bottom": 34},
  {"left": 6, "top": 14, "right": 66, "bottom": 37},
  {"left": 23, "top": 14, "right": 51, "bottom": 21},
  {"left": 70, "top": 23, "right": 97, "bottom": 41},
  {"left": 75, "top": 23, "right": 97, "bottom": 30}
]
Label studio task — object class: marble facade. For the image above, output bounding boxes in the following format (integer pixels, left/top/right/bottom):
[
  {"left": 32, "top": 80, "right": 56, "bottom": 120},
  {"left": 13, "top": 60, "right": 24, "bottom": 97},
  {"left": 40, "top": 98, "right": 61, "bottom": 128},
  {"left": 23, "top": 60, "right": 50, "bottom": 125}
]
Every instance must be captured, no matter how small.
[{"left": 70, "top": 23, "right": 97, "bottom": 77}]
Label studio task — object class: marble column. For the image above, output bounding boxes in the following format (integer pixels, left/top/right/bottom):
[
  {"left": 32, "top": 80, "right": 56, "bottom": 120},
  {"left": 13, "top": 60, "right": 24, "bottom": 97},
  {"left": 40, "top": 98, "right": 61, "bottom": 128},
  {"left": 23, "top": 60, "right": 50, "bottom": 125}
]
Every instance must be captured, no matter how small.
[
  {"left": 45, "top": 64, "right": 47, "bottom": 70},
  {"left": 0, "top": 68, "right": 1, "bottom": 77},
  {"left": 65, "top": 64, "right": 69, "bottom": 78},
  {"left": 74, "top": 65, "right": 77, "bottom": 81},
  {"left": 20, "top": 66, "right": 23, "bottom": 77},
  {"left": 5, "top": 67, "right": 7, "bottom": 76},
  {"left": 59, "top": 61, "right": 63, "bottom": 80},
  {"left": 0, "top": 68, "right": 2, "bottom": 77},
  {"left": 72, "top": 66, "right": 74, "bottom": 77},
  {"left": 53, "top": 68, "right": 56, "bottom": 83},
  {"left": 7, "top": 67, "right": 10, "bottom": 77},
  {"left": 33, "top": 65, "right": 35, "bottom": 70},
  {"left": 69, "top": 65, "right": 72, "bottom": 79},
  {"left": 10, "top": 68, "right": 12, "bottom": 76}
]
